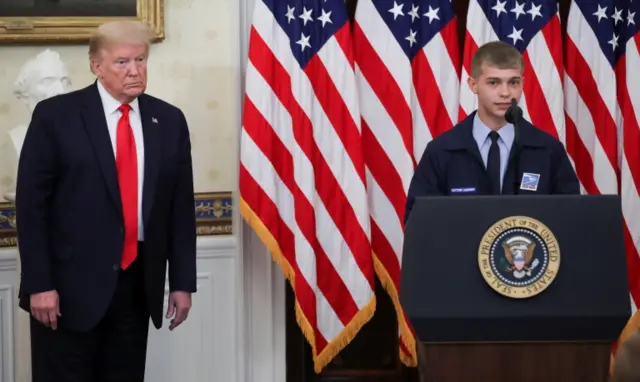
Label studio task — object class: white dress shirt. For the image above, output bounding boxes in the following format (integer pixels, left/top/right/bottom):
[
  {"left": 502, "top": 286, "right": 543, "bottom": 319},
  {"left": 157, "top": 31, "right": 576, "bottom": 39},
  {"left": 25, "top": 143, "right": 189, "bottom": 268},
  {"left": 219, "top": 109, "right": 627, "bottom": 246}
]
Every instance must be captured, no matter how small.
[
  {"left": 472, "top": 113, "right": 515, "bottom": 192},
  {"left": 96, "top": 80, "right": 145, "bottom": 241}
]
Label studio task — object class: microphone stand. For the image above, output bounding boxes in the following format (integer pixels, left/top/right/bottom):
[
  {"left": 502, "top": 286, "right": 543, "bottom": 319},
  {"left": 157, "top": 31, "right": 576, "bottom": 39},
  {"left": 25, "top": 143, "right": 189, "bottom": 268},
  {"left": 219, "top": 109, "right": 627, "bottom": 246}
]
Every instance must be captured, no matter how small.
[{"left": 505, "top": 98, "right": 522, "bottom": 195}]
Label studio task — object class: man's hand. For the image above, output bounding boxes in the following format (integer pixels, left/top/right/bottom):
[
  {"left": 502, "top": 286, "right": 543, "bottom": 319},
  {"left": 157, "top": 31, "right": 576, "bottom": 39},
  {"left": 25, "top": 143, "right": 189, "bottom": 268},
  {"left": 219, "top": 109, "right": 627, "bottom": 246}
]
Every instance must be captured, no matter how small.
[
  {"left": 30, "top": 290, "right": 61, "bottom": 330},
  {"left": 166, "top": 291, "right": 191, "bottom": 331}
]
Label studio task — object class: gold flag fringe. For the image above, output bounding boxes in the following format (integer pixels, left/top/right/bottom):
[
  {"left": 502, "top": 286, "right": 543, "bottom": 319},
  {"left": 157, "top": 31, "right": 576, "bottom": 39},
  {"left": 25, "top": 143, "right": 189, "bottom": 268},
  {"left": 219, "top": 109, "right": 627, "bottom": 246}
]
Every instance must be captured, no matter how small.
[{"left": 240, "top": 198, "right": 377, "bottom": 373}]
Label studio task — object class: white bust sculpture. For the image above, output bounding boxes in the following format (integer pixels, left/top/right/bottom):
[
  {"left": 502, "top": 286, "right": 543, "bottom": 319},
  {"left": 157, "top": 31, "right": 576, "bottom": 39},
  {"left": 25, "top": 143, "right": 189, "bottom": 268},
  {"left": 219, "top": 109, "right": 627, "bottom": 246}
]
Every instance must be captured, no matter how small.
[
  {"left": 4, "top": 49, "right": 71, "bottom": 382},
  {"left": 4, "top": 49, "right": 72, "bottom": 203}
]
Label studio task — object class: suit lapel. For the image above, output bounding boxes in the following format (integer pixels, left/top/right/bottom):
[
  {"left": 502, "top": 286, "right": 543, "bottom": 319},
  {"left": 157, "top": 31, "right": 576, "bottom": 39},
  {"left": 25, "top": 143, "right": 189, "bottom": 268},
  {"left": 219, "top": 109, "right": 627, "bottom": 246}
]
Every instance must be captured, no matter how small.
[
  {"left": 138, "top": 94, "right": 160, "bottom": 228},
  {"left": 80, "top": 84, "right": 123, "bottom": 216},
  {"left": 443, "top": 112, "right": 485, "bottom": 170}
]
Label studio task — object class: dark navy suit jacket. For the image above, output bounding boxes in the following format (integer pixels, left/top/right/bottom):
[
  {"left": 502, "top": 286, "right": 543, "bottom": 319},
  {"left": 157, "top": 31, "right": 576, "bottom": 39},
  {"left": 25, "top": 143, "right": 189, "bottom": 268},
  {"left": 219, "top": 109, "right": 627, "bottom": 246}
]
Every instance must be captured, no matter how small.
[
  {"left": 404, "top": 111, "right": 580, "bottom": 223},
  {"left": 15, "top": 82, "right": 197, "bottom": 331}
]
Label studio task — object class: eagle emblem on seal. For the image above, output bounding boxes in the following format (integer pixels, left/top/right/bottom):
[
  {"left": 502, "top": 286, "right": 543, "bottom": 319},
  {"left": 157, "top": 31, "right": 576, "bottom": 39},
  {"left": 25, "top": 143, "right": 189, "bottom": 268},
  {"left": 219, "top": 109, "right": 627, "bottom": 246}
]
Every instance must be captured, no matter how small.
[{"left": 501, "top": 236, "right": 539, "bottom": 279}]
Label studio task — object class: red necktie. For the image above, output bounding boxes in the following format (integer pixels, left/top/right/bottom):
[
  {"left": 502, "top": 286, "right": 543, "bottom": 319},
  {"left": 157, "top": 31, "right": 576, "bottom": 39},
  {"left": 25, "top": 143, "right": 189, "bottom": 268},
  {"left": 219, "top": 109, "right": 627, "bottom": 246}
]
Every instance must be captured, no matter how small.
[{"left": 116, "top": 104, "right": 138, "bottom": 269}]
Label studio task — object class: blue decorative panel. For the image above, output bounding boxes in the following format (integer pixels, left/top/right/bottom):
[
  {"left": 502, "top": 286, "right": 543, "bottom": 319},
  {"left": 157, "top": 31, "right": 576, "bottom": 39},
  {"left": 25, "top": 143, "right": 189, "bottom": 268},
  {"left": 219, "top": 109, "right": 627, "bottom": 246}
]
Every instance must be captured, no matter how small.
[{"left": 0, "top": 192, "right": 234, "bottom": 247}]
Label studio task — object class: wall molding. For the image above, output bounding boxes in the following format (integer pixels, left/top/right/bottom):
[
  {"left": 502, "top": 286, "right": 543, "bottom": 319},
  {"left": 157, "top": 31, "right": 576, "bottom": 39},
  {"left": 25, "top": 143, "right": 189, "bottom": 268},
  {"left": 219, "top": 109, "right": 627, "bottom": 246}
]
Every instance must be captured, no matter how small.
[
  {"left": 0, "top": 235, "right": 236, "bottom": 265},
  {"left": 242, "top": 222, "right": 286, "bottom": 382},
  {"left": 196, "top": 235, "right": 238, "bottom": 258},
  {"left": 0, "top": 234, "right": 244, "bottom": 382},
  {"left": 0, "top": 251, "right": 16, "bottom": 272},
  {"left": 0, "top": 192, "right": 234, "bottom": 248},
  {"left": 237, "top": 1, "right": 287, "bottom": 381},
  {"left": 0, "top": 284, "right": 15, "bottom": 382}
]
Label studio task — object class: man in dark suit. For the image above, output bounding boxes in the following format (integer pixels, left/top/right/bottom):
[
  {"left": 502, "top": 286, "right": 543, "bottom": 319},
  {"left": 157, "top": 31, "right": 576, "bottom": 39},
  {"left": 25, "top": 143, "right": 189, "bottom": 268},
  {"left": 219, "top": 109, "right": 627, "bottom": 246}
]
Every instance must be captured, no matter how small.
[
  {"left": 404, "top": 41, "right": 580, "bottom": 223},
  {"left": 15, "top": 20, "right": 197, "bottom": 381}
]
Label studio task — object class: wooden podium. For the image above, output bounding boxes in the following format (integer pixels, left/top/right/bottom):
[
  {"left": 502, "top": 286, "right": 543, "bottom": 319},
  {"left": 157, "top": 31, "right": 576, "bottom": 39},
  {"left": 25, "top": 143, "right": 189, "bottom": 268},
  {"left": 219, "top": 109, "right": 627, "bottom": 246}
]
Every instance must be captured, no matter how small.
[
  {"left": 416, "top": 342, "right": 611, "bottom": 382},
  {"left": 401, "top": 195, "right": 631, "bottom": 382}
]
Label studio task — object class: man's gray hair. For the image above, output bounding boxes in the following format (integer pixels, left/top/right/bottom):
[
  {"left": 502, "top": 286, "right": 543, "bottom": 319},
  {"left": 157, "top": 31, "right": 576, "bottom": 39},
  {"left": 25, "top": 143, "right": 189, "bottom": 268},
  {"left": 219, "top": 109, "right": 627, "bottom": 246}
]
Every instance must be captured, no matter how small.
[{"left": 88, "top": 20, "right": 154, "bottom": 73}]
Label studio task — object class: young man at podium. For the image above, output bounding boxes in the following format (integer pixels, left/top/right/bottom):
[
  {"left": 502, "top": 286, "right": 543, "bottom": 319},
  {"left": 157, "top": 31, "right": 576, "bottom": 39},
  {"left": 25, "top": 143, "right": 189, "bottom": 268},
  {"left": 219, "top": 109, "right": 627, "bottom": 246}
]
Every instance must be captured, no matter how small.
[{"left": 404, "top": 41, "right": 579, "bottom": 223}]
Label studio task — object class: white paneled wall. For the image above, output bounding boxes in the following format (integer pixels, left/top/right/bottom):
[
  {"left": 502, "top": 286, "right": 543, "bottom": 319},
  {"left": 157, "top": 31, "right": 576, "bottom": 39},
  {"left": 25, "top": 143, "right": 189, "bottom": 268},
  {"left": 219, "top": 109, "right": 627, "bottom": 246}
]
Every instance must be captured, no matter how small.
[
  {"left": 237, "top": 0, "right": 288, "bottom": 379},
  {"left": 0, "top": 231, "right": 286, "bottom": 382},
  {"left": 144, "top": 236, "right": 243, "bottom": 382},
  {"left": 0, "top": 0, "right": 292, "bottom": 380},
  {"left": 0, "top": 248, "right": 17, "bottom": 382}
]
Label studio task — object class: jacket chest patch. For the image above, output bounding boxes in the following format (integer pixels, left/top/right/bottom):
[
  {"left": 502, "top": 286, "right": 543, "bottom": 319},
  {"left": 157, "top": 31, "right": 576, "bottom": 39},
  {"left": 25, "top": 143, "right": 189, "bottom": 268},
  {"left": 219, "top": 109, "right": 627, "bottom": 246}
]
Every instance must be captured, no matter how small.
[{"left": 520, "top": 172, "right": 540, "bottom": 191}]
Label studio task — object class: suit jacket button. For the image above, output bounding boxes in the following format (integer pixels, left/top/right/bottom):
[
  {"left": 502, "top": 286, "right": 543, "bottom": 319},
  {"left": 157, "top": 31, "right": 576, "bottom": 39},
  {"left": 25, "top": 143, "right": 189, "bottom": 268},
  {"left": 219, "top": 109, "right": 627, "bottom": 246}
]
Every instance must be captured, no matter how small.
[{"left": 113, "top": 264, "right": 119, "bottom": 271}]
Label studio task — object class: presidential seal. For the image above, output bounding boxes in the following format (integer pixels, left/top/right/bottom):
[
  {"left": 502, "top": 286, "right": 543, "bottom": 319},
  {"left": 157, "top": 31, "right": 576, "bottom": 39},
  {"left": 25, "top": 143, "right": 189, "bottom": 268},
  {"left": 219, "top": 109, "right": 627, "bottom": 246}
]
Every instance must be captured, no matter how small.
[{"left": 478, "top": 216, "right": 560, "bottom": 299}]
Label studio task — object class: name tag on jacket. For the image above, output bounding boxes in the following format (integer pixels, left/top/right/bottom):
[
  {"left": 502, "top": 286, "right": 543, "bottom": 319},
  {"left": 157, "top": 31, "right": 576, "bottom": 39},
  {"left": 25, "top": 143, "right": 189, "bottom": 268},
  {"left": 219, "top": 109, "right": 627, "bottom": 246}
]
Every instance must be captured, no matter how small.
[{"left": 450, "top": 187, "right": 476, "bottom": 193}]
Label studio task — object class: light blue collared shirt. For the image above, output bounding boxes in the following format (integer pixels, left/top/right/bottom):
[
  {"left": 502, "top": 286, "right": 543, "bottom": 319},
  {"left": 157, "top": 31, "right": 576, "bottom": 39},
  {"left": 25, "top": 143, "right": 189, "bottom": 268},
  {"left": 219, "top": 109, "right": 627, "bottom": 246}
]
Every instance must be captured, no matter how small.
[{"left": 472, "top": 114, "right": 515, "bottom": 192}]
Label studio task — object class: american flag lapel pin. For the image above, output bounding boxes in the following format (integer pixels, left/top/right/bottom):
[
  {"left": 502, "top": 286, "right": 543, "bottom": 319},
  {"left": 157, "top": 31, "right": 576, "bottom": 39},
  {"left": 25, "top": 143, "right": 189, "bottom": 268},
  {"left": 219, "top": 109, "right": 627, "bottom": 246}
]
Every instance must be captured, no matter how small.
[{"left": 152, "top": 117, "right": 158, "bottom": 124}]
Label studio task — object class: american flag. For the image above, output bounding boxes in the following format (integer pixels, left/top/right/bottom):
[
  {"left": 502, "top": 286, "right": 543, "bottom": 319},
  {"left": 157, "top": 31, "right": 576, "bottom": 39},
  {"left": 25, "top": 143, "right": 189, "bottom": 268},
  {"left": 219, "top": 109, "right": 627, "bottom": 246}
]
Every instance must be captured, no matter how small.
[
  {"left": 564, "top": 0, "right": 640, "bottom": 364},
  {"left": 239, "top": 0, "right": 376, "bottom": 373},
  {"left": 459, "top": 0, "right": 565, "bottom": 143},
  {"left": 618, "top": 0, "right": 640, "bottom": 348},
  {"left": 353, "top": 0, "right": 461, "bottom": 366}
]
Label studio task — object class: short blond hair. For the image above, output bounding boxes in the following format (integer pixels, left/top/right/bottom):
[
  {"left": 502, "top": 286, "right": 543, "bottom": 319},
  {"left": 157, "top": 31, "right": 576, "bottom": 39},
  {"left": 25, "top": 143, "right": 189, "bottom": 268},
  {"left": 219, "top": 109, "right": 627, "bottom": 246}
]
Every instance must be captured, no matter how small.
[
  {"left": 471, "top": 41, "right": 523, "bottom": 78},
  {"left": 610, "top": 330, "right": 640, "bottom": 382},
  {"left": 89, "top": 20, "right": 153, "bottom": 59}
]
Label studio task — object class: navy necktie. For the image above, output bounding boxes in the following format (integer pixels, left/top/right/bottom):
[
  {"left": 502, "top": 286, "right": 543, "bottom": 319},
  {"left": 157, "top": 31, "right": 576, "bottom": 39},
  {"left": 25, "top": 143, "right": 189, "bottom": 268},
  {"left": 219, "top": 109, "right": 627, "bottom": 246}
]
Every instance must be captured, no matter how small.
[{"left": 487, "top": 131, "right": 501, "bottom": 194}]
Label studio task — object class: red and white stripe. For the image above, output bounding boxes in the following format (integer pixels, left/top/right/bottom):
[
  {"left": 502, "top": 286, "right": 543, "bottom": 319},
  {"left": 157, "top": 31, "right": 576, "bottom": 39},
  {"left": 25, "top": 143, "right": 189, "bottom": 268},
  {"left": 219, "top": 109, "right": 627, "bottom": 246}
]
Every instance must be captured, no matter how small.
[
  {"left": 353, "top": 0, "right": 460, "bottom": 365},
  {"left": 239, "top": 0, "right": 375, "bottom": 373},
  {"left": 564, "top": 0, "right": 640, "bottom": 360},
  {"left": 618, "top": 16, "right": 640, "bottom": 332},
  {"left": 564, "top": 2, "right": 619, "bottom": 196},
  {"left": 459, "top": 0, "right": 565, "bottom": 143}
]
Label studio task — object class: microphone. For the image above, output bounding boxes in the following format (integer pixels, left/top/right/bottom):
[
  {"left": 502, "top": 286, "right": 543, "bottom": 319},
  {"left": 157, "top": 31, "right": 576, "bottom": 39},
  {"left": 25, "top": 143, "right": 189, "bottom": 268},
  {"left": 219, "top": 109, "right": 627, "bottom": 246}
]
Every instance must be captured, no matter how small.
[
  {"left": 505, "top": 98, "right": 522, "bottom": 194},
  {"left": 505, "top": 98, "right": 523, "bottom": 125}
]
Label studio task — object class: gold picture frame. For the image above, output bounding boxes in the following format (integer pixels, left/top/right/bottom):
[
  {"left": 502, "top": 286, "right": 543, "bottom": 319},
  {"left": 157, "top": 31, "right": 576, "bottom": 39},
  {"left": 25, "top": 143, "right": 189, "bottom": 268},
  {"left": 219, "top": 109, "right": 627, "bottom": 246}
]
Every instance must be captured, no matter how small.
[{"left": 0, "top": 0, "right": 164, "bottom": 44}]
